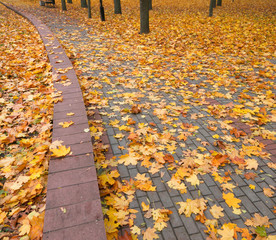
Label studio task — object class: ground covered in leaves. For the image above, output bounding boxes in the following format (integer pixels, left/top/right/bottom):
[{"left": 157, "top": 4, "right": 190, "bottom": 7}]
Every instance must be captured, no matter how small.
[
  {"left": 0, "top": 4, "right": 54, "bottom": 239},
  {"left": 3, "top": 0, "right": 276, "bottom": 239}
]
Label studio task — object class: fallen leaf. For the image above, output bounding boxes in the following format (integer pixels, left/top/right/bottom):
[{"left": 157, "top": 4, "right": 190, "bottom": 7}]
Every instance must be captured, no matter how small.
[{"left": 222, "top": 192, "right": 241, "bottom": 209}]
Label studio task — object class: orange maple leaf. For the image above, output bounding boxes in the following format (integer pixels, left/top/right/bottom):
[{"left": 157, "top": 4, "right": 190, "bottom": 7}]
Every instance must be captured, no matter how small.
[{"left": 222, "top": 192, "right": 241, "bottom": 209}]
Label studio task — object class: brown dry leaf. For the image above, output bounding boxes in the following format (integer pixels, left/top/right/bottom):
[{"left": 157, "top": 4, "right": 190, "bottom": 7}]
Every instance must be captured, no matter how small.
[
  {"left": 244, "top": 172, "right": 257, "bottom": 180},
  {"left": 131, "top": 104, "right": 141, "bottom": 114},
  {"left": 245, "top": 213, "right": 271, "bottom": 228},
  {"left": 263, "top": 188, "right": 274, "bottom": 197},
  {"left": 143, "top": 227, "right": 159, "bottom": 240}
]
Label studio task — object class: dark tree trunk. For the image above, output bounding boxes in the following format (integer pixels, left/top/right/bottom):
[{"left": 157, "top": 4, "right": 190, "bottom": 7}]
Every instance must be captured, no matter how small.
[
  {"left": 67, "top": 0, "right": 72, "bottom": 3},
  {"left": 212, "top": 0, "right": 216, "bottom": 8},
  {"left": 149, "top": 0, "right": 152, "bottom": 10},
  {"left": 61, "top": 0, "right": 67, "bottom": 10},
  {"left": 88, "top": 0, "right": 91, "bottom": 17},
  {"left": 217, "top": 0, "right": 222, "bottom": 6},
  {"left": 81, "top": 0, "right": 88, "bottom": 8},
  {"left": 140, "top": 0, "right": 149, "bottom": 34},
  {"left": 209, "top": 0, "right": 214, "bottom": 16},
  {"left": 114, "top": 0, "right": 122, "bottom": 14},
  {"left": 100, "top": 0, "right": 105, "bottom": 21}
]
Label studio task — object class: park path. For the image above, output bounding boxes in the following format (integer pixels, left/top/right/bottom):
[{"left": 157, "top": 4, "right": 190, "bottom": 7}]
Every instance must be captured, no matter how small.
[{"left": 3, "top": 2, "right": 276, "bottom": 239}]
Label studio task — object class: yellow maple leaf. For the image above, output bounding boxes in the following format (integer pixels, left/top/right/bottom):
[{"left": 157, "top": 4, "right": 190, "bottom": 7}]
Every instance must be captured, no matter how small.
[
  {"left": 232, "top": 208, "right": 241, "bottom": 215},
  {"left": 98, "top": 170, "right": 120, "bottom": 188},
  {"left": 222, "top": 192, "right": 241, "bottom": 209},
  {"left": 154, "top": 221, "right": 167, "bottom": 231},
  {"left": 141, "top": 202, "right": 150, "bottom": 212},
  {"left": 186, "top": 173, "right": 200, "bottom": 186},
  {"left": 249, "top": 184, "right": 256, "bottom": 190},
  {"left": 66, "top": 112, "right": 75, "bottom": 116},
  {"left": 19, "top": 218, "right": 31, "bottom": 236},
  {"left": 59, "top": 121, "right": 74, "bottom": 128},
  {"left": 197, "top": 146, "right": 207, "bottom": 152},
  {"left": 104, "top": 218, "right": 119, "bottom": 235},
  {"left": 167, "top": 177, "right": 187, "bottom": 194},
  {"left": 212, "top": 134, "right": 220, "bottom": 139},
  {"left": 217, "top": 223, "right": 235, "bottom": 240},
  {"left": 131, "top": 225, "right": 141, "bottom": 235},
  {"left": 51, "top": 145, "right": 71, "bottom": 158},
  {"left": 114, "top": 133, "right": 124, "bottom": 139},
  {"left": 0, "top": 210, "right": 7, "bottom": 224},
  {"left": 221, "top": 183, "right": 236, "bottom": 192},
  {"left": 210, "top": 205, "right": 224, "bottom": 219},
  {"left": 177, "top": 198, "right": 207, "bottom": 217},
  {"left": 118, "top": 153, "right": 138, "bottom": 166}
]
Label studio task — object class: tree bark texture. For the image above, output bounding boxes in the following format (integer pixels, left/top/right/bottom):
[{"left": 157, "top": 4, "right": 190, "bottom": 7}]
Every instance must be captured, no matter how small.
[
  {"left": 209, "top": 0, "right": 214, "bottom": 16},
  {"left": 81, "top": 0, "right": 88, "bottom": 8},
  {"left": 61, "top": 0, "right": 67, "bottom": 10},
  {"left": 149, "top": 0, "right": 152, "bottom": 10},
  {"left": 217, "top": 0, "right": 222, "bottom": 6},
  {"left": 140, "top": 0, "right": 149, "bottom": 34},
  {"left": 88, "top": 0, "right": 91, "bottom": 18},
  {"left": 114, "top": 0, "right": 122, "bottom": 14},
  {"left": 67, "top": 0, "right": 72, "bottom": 3},
  {"left": 212, "top": 0, "right": 216, "bottom": 8}
]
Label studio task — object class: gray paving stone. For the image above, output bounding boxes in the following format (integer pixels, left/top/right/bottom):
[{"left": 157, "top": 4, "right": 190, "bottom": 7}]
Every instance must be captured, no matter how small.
[
  {"left": 147, "top": 191, "right": 160, "bottom": 203},
  {"left": 253, "top": 201, "right": 275, "bottom": 219},
  {"left": 161, "top": 222, "right": 177, "bottom": 240},
  {"left": 159, "top": 191, "right": 174, "bottom": 208},
  {"left": 241, "top": 186, "right": 260, "bottom": 202},
  {"left": 174, "top": 227, "right": 191, "bottom": 240},
  {"left": 256, "top": 192, "right": 275, "bottom": 208},
  {"left": 168, "top": 207, "right": 183, "bottom": 229},
  {"left": 201, "top": 174, "right": 216, "bottom": 187},
  {"left": 152, "top": 177, "right": 167, "bottom": 191},
  {"left": 190, "top": 233, "right": 204, "bottom": 240},
  {"left": 209, "top": 185, "right": 224, "bottom": 202},
  {"left": 180, "top": 215, "right": 200, "bottom": 235}
]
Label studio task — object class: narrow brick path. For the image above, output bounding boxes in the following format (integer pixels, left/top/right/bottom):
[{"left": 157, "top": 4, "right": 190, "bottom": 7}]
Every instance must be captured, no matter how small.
[
  {"left": 3, "top": 2, "right": 276, "bottom": 239},
  {"left": 0, "top": 3, "right": 107, "bottom": 239}
]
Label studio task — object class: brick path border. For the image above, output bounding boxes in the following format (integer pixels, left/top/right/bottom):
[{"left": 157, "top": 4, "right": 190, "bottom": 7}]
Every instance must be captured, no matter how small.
[{"left": 0, "top": 2, "right": 107, "bottom": 239}]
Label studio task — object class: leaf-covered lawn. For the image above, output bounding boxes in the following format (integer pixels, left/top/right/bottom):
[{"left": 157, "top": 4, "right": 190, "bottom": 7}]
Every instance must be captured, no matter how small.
[
  {"left": 0, "top": 5, "right": 53, "bottom": 239},
  {"left": 3, "top": 0, "right": 276, "bottom": 239}
]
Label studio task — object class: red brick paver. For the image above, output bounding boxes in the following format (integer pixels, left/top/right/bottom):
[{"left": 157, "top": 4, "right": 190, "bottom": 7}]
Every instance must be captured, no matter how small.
[{"left": 0, "top": 3, "right": 106, "bottom": 239}]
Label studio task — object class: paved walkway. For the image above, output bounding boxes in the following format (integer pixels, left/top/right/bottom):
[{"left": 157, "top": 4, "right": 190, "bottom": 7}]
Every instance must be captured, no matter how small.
[
  {"left": 3, "top": 2, "right": 276, "bottom": 239},
  {"left": 0, "top": 2, "right": 107, "bottom": 239}
]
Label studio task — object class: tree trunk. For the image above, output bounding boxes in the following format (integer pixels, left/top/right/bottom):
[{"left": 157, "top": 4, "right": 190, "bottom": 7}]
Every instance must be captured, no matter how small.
[
  {"left": 140, "top": 0, "right": 149, "bottom": 34},
  {"left": 149, "top": 0, "right": 152, "bottom": 10},
  {"left": 61, "top": 0, "right": 67, "bottom": 10},
  {"left": 114, "top": 0, "right": 122, "bottom": 14},
  {"left": 88, "top": 0, "right": 91, "bottom": 18},
  {"left": 100, "top": 0, "right": 105, "bottom": 21},
  {"left": 217, "top": 0, "right": 222, "bottom": 6},
  {"left": 209, "top": 0, "right": 214, "bottom": 16},
  {"left": 81, "top": 0, "right": 88, "bottom": 8},
  {"left": 67, "top": 0, "right": 72, "bottom": 3},
  {"left": 212, "top": 0, "right": 216, "bottom": 8}
]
